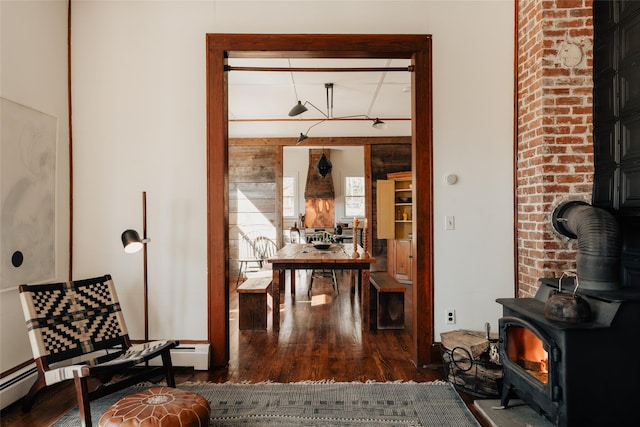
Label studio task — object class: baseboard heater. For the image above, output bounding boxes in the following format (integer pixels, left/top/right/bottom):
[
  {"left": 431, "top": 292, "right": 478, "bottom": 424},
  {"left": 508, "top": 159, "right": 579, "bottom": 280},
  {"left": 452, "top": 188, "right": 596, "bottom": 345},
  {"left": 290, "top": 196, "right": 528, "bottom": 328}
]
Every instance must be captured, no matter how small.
[
  {"left": 148, "top": 344, "right": 210, "bottom": 371},
  {"left": 0, "top": 344, "right": 210, "bottom": 410},
  {"left": 0, "top": 364, "right": 37, "bottom": 410}
]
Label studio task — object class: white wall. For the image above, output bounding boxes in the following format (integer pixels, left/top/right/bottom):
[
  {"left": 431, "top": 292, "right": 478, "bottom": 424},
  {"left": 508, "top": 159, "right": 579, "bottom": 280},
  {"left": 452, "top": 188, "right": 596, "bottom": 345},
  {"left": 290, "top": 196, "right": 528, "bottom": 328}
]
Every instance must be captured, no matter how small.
[
  {"left": 0, "top": 0, "right": 70, "bottom": 408},
  {"left": 69, "top": 1, "right": 514, "bottom": 343}
]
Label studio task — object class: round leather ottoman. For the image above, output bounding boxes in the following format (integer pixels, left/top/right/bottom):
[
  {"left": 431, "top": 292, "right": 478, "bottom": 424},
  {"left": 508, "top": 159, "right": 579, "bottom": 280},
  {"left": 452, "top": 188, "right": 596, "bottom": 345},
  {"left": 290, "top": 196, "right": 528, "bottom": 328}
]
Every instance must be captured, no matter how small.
[{"left": 98, "top": 387, "right": 210, "bottom": 427}]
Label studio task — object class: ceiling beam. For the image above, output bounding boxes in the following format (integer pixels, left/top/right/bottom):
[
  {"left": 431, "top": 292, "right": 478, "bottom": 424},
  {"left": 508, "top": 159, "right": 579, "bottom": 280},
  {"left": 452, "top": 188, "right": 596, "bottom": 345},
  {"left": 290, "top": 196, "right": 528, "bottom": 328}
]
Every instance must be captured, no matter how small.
[
  {"left": 229, "top": 136, "right": 411, "bottom": 146},
  {"left": 225, "top": 65, "right": 412, "bottom": 73}
]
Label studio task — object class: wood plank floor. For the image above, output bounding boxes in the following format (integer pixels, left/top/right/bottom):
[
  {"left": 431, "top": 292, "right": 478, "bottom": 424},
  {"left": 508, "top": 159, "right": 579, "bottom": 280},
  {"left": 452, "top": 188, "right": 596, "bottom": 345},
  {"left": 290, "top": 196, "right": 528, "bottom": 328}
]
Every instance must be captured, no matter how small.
[{"left": 0, "top": 272, "right": 489, "bottom": 426}]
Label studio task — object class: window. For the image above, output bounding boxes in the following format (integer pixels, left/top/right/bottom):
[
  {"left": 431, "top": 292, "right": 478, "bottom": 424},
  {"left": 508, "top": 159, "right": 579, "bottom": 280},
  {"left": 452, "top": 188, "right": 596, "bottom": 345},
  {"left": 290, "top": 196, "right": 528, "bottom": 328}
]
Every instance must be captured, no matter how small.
[
  {"left": 345, "top": 176, "right": 365, "bottom": 217},
  {"left": 283, "top": 175, "right": 296, "bottom": 217}
]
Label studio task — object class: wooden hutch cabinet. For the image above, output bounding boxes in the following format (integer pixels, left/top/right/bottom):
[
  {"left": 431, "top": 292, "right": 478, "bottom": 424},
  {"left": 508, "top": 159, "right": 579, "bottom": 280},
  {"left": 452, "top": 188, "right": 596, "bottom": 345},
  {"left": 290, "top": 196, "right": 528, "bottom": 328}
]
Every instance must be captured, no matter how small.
[{"left": 377, "top": 171, "right": 413, "bottom": 284}]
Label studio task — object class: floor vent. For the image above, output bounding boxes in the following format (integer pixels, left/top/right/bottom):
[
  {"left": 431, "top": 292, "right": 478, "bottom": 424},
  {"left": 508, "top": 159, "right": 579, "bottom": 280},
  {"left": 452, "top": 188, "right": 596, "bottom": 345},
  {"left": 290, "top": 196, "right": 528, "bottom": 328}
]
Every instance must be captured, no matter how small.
[{"left": 149, "top": 344, "right": 210, "bottom": 371}]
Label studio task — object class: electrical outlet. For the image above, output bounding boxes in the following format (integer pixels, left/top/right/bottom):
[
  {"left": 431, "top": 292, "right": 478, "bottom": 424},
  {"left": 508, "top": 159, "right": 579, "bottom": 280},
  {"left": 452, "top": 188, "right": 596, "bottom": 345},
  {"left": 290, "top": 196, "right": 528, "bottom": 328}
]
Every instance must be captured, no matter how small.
[{"left": 446, "top": 309, "right": 456, "bottom": 324}]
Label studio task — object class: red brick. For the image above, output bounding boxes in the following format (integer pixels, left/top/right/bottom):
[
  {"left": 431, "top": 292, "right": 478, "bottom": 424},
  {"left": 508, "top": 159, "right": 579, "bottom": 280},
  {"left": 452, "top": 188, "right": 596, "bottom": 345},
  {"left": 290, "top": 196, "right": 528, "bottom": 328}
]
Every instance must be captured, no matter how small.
[
  {"left": 557, "top": 19, "right": 587, "bottom": 29},
  {"left": 557, "top": 175, "right": 587, "bottom": 184},
  {"left": 556, "top": 0, "right": 585, "bottom": 9},
  {"left": 570, "top": 8, "right": 594, "bottom": 18},
  {"left": 570, "top": 28, "right": 594, "bottom": 38},
  {"left": 556, "top": 136, "right": 587, "bottom": 144},
  {"left": 555, "top": 96, "right": 587, "bottom": 105}
]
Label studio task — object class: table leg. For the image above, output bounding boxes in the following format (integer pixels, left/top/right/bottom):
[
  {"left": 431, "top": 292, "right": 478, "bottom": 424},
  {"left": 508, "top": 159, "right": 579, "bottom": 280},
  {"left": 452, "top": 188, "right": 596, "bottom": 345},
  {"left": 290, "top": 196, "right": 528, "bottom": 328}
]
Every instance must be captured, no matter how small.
[
  {"left": 349, "top": 270, "right": 356, "bottom": 294},
  {"left": 272, "top": 269, "right": 282, "bottom": 331},
  {"left": 290, "top": 269, "right": 296, "bottom": 295},
  {"left": 360, "top": 268, "right": 371, "bottom": 331}
]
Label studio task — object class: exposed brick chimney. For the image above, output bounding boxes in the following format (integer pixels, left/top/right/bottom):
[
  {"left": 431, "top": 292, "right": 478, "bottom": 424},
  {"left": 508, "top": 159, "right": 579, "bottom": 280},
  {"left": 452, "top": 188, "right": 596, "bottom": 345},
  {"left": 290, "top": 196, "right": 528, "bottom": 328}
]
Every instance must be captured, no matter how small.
[{"left": 516, "top": 0, "right": 594, "bottom": 297}]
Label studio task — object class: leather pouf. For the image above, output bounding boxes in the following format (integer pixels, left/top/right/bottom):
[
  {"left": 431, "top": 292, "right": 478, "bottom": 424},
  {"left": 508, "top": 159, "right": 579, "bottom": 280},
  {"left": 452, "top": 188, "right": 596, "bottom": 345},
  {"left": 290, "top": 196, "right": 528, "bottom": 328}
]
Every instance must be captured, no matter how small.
[{"left": 99, "top": 387, "right": 210, "bottom": 427}]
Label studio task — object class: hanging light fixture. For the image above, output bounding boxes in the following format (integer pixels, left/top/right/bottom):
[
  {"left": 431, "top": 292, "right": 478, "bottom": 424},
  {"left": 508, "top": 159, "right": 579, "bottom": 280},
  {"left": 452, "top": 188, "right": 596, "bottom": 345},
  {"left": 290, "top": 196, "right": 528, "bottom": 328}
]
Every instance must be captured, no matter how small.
[
  {"left": 315, "top": 152, "right": 333, "bottom": 178},
  {"left": 288, "top": 85, "right": 330, "bottom": 119},
  {"left": 289, "top": 101, "right": 308, "bottom": 116},
  {"left": 372, "top": 118, "right": 387, "bottom": 129},
  {"left": 288, "top": 61, "right": 309, "bottom": 117},
  {"left": 296, "top": 133, "right": 308, "bottom": 144},
  {"left": 295, "top": 120, "right": 326, "bottom": 145},
  {"left": 289, "top": 83, "right": 334, "bottom": 119},
  {"left": 289, "top": 82, "right": 388, "bottom": 143}
]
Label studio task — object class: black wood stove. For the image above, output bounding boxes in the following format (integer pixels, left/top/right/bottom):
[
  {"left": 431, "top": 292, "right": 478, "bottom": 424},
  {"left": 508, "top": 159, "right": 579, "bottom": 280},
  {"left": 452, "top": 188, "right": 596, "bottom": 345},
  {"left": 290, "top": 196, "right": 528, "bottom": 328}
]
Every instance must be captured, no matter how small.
[{"left": 497, "top": 278, "right": 640, "bottom": 426}]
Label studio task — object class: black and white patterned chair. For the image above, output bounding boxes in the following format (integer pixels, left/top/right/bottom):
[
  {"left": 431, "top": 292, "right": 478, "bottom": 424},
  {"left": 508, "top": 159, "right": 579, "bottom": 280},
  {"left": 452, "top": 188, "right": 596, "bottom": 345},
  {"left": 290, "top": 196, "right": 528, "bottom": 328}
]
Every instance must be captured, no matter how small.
[{"left": 19, "top": 274, "right": 178, "bottom": 427}]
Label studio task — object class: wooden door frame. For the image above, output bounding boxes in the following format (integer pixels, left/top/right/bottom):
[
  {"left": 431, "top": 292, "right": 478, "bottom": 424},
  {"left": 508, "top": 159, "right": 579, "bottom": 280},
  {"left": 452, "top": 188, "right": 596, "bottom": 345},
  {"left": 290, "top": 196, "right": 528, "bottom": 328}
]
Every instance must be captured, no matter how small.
[{"left": 206, "top": 34, "right": 434, "bottom": 367}]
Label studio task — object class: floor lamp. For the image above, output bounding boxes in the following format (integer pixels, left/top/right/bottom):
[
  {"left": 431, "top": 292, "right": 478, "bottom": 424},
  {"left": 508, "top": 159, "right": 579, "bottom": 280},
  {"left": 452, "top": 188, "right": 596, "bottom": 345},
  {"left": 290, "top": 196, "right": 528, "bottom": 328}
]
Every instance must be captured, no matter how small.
[{"left": 121, "top": 191, "right": 150, "bottom": 342}]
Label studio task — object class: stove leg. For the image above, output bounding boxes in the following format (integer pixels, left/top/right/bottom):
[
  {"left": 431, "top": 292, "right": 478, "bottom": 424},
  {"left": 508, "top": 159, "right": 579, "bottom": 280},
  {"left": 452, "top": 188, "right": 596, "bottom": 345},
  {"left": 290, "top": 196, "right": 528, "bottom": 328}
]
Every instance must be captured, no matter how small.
[{"left": 494, "top": 383, "right": 512, "bottom": 410}]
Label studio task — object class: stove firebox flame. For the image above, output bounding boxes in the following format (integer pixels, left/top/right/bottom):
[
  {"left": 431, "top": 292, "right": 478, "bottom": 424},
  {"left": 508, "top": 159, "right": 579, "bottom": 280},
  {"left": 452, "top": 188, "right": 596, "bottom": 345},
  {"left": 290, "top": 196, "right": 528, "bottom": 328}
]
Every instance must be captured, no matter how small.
[{"left": 507, "top": 326, "right": 549, "bottom": 383}]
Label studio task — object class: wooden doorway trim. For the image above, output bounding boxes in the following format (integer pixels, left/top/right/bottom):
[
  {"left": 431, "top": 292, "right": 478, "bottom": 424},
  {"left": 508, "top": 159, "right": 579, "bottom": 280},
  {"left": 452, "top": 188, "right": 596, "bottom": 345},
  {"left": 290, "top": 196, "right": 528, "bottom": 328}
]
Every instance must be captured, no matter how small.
[{"left": 206, "top": 34, "right": 433, "bottom": 367}]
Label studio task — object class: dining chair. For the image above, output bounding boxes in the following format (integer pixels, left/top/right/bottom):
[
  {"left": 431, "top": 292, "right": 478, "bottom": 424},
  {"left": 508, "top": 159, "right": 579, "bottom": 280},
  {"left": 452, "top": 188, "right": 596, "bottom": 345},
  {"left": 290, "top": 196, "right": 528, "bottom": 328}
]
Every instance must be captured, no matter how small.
[
  {"left": 236, "top": 233, "right": 278, "bottom": 287},
  {"left": 308, "top": 231, "right": 338, "bottom": 295},
  {"left": 254, "top": 235, "right": 278, "bottom": 261}
]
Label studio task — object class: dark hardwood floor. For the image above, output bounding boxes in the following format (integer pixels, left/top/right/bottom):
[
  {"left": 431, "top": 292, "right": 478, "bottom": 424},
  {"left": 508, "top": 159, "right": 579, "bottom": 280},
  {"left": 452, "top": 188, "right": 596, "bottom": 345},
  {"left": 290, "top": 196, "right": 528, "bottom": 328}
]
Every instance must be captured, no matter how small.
[{"left": 0, "top": 271, "right": 489, "bottom": 426}]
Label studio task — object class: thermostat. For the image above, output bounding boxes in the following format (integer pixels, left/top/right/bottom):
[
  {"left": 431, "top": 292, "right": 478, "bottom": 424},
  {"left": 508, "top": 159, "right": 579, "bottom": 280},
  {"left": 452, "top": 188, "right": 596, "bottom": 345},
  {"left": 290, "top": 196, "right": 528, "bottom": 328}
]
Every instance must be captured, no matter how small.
[{"left": 444, "top": 174, "right": 458, "bottom": 185}]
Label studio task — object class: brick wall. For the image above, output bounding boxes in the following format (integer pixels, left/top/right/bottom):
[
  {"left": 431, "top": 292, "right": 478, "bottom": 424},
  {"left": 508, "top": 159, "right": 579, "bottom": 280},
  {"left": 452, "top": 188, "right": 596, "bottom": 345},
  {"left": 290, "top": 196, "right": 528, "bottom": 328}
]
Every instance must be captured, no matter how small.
[{"left": 516, "top": 0, "right": 594, "bottom": 297}]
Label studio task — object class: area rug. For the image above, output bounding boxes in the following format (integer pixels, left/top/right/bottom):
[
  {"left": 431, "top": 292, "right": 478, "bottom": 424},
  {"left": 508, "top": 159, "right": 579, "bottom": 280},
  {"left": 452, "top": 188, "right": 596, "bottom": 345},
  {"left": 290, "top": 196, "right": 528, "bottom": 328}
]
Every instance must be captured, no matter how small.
[{"left": 51, "top": 381, "right": 480, "bottom": 426}]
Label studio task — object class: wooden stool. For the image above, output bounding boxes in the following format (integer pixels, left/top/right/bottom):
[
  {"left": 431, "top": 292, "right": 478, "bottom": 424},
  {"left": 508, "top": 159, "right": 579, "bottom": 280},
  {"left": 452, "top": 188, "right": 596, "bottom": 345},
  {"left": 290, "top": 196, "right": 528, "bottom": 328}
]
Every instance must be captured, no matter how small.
[{"left": 98, "top": 387, "right": 210, "bottom": 427}]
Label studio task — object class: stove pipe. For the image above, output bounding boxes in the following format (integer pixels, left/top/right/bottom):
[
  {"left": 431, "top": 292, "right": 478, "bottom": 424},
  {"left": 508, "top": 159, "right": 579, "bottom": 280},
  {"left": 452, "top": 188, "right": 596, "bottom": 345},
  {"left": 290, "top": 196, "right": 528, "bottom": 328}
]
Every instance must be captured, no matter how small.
[{"left": 552, "top": 200, "right": 621, "bottom": 291}]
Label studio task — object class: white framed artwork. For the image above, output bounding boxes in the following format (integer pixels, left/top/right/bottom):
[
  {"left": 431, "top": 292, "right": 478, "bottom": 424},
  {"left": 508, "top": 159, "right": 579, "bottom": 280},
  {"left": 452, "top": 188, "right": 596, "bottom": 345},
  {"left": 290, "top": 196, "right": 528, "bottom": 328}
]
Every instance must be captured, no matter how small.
[{"left": 1, "top": 98, "right": 57, "bottom": 289}]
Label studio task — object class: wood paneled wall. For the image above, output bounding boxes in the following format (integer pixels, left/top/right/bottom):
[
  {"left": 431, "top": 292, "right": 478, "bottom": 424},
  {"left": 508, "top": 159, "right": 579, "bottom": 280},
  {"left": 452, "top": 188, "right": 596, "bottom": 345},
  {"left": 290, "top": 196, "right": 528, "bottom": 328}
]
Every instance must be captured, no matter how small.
[{"left": 229, "top": 145, "right": 278, "bottom": 278}]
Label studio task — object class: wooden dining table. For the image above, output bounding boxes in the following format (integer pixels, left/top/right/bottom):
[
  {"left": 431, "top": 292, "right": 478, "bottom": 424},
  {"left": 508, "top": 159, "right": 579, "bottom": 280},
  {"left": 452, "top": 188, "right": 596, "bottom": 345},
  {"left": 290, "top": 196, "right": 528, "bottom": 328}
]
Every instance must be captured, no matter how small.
[{"left": 267, "top": 243, "right": 376, "bottom": 331}]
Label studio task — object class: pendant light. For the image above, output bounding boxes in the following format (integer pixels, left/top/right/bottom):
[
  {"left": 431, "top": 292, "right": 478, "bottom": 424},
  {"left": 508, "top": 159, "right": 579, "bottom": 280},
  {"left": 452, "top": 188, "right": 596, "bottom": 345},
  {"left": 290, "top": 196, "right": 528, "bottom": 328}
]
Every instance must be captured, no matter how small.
[
  {"left": 289, "top": 101, "right": 308, "bottom": 116},
  {"left": 295, "top": 120, "right": 326, "bottom": 145},
  {"left": 372, "top": 118, "right": 387, "bottom": 129},
  {"left": 315, "top": 152, "right": 333, "bottom": 178}
]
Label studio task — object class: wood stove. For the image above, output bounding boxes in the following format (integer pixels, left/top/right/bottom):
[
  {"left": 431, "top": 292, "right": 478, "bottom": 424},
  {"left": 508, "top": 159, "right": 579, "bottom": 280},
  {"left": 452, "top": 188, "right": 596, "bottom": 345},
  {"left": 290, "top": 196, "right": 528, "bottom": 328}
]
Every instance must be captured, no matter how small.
[{"left": 497, "top": 279, "right": 640, "bottom": 426}]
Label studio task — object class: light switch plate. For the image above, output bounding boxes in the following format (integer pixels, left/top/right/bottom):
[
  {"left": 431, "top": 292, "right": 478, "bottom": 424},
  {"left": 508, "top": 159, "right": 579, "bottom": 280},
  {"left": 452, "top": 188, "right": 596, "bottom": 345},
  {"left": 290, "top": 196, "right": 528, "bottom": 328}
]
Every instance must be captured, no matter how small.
[{"left": 445, "top": 216, "right": 455, "bottom": 230}]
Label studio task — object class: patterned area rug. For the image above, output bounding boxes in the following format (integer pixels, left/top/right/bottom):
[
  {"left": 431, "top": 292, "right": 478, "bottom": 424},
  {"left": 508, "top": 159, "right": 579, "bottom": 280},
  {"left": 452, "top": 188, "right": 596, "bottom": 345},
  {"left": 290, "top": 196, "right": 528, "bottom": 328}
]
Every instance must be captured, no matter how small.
[{"left": 51, "top": 381, "right": 480, "bottom": 426}]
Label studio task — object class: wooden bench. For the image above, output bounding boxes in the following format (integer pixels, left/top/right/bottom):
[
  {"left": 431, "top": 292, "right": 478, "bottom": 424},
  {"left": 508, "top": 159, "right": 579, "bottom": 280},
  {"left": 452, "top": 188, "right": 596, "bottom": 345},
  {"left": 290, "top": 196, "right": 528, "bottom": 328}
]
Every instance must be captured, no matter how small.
[
  {"left": 370, "top": 272, "right": 406, "bottom": 329},
  {"left": 237, "top": 276, "right": 272, "bottom": 330}
]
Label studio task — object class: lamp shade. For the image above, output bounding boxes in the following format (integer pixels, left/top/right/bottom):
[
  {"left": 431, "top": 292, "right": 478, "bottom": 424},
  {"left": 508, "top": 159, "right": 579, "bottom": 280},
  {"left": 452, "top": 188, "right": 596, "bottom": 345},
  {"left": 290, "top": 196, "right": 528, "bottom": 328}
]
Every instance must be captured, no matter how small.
[
  {"left": 296, "top": 133, "right": 308, "bottom": 145},
  {"left": 315, "top": 153, "right": 333, "bottom": 178},
  {"left": 121, "top": 229, "right": 143, "bottom": 253},
  {"left": 289, "top": 101, "right": 308, "bottom": 117},
  {"left": 372, "top": 118, "right": 387, "bottom": 129}
]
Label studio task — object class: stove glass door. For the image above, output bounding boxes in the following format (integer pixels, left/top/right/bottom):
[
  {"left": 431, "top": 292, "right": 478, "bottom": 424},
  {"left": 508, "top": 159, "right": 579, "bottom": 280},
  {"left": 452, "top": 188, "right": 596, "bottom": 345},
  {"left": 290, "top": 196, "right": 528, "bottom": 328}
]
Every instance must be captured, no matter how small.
[{"left": 506, "top": 325, "right": 549, "bottom": 384}]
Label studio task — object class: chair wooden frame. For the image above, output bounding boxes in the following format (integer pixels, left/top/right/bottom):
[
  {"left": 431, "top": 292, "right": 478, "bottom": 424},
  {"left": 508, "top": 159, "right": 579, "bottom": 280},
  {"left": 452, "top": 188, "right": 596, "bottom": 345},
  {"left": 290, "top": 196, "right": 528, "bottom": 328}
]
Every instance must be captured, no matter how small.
[{"left": 19, "top": 274, "right": 178, "bottom": 427}]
